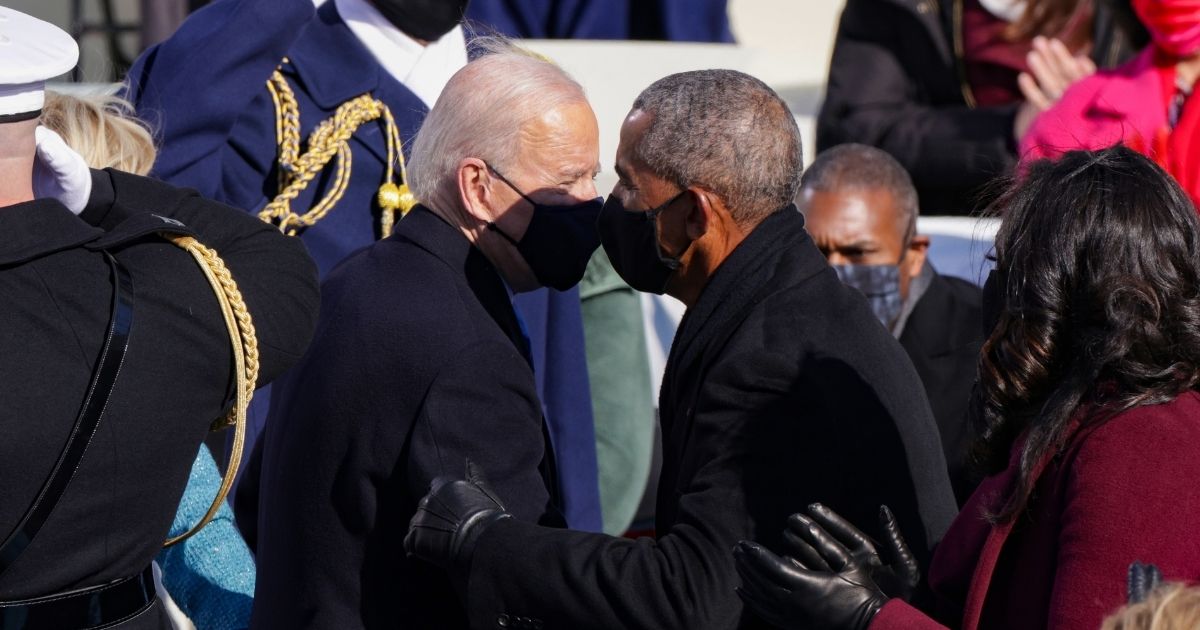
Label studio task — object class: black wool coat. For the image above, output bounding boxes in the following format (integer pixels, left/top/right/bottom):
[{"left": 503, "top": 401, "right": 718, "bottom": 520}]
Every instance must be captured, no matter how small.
[
  {"left": 0, "top": 169, "right": 318, "bottom": 629},
  {"left": 818, "top": 0, "right": 1145, "bottom": 216},
  {"left": 461, "top": 207, "right": 958, "bottom": 630},
  {"left": 249, "top": 207, "right": 563, "bottom": 630},
  {"left": 898, "top": 270, "right": 984, "bottom": 504}
]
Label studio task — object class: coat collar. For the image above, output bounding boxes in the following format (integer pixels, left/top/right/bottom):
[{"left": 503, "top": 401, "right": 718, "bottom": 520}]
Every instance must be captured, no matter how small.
[
  {"left": 287, "top": 1, "right": 430, "bottom": 168},
  {"left": 288, "top": 1, "right": 381, "bottom": 110},
  {"left": 289, "top": 1, "right": 429, "bottom": 114},
  {"left": 393, "top": 204, "right": 526, "bottom": 355},
  {"left": 0, "top": 198, "right": 103, "bottom": 266},
  {"left": 665, "top": 206, "right": 823, "bottom": 387},
  {"left": 392, "top": 204, "right": 473, "bottom": 269}
]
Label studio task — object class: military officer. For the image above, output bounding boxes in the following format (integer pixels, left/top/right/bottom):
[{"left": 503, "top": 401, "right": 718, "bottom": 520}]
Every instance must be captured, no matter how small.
[
  {"left": 0, "top": 8, "right": 318, "bottom": 629},
  {"left": 124, "top": 0, "right": 603, "bottom": 535}
]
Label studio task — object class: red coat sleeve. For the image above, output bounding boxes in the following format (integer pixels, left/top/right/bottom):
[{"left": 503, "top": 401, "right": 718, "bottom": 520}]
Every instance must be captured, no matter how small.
[{"left": 869, "top": 600, "right": 950, "bottom": 630}]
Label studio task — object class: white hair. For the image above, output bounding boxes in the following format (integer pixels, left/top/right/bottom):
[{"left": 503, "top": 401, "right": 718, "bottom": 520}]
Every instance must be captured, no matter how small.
[{"left": 407, "top": 38, "right": 588, "bottom": 212}]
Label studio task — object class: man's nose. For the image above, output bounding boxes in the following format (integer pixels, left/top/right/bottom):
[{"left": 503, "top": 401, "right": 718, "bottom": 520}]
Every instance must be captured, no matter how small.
[
  {"left": 826, "top": 252, "right": 848, "bottom": 266},
  {"left": 580, "top": 178, "right": 598, "bottom": 200}
]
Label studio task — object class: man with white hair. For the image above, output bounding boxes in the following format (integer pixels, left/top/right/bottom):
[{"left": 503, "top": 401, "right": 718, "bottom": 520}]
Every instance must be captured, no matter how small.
[
  {"left": 249, "top": 44, "right": 602, "bottom": 629},
  {"left": 406, "top": 69, "right": 958, "bottom": 629}
]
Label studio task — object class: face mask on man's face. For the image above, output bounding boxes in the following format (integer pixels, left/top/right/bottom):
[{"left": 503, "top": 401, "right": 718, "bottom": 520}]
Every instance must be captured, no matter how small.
[
  {"left": 485, "top": 165, "right": 602, "bottom": 291},
  {"left": 597, "top": 190, "right": 692, "bottom": 295},
  {"left": 371, "top": 0, "right": 469, "bottom": 42},
  {"left": 832, "top": 263, "right": 903, "bottom": 329}
]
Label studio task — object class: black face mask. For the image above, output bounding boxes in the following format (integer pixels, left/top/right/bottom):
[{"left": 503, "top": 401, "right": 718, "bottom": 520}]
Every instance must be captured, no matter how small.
[
  {"left": 371, "top": 0, "right": 469, "bottom": 41},
  {"left": 597, "top": 190, "right": 690, "bottom": 295},
  {"left": 486, "top": 166, "right": 602, "bottom": 291}
]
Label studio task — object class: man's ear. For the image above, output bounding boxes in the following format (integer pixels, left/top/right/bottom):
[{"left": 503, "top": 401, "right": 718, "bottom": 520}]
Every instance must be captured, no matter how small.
[
  {"left": 685, "top": 187, "right": 716, "bottom": 241},
  {"left": 457, "top": 157, "right": 492, "bottom": 223},
  {"left": 906, "top": 234, "right": 931, "bottom": 276}
]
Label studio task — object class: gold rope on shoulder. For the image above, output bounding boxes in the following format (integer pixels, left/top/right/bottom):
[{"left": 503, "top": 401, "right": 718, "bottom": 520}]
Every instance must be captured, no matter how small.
[
  {"left": 163, "top": 235, "right": 259, "bottom": 548},
  {"left": 261, "top": 61, "right": 416, "bottom": 238}
]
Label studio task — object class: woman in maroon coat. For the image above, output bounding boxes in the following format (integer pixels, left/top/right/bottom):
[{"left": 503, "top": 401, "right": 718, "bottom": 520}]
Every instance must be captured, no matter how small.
[{"left": 734, "top": 145, "right": 1200, "bottom": 630}]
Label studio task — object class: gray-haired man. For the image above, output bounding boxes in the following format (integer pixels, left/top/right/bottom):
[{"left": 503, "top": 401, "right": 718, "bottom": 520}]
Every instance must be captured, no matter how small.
[{"left": 406, "top": 70, "right": 957, "bottom": 629}]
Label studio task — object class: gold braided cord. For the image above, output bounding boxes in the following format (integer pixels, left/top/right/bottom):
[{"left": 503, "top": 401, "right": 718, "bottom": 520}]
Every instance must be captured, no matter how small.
[
  {"left": 261, "top": 66, "right": 416, "bottom": 238},
  {"left": 163, "top": 235, "right": 259, "bottom": 548},
  {"left": 266, "top": 68, "right": 302, "bottom": 193}
]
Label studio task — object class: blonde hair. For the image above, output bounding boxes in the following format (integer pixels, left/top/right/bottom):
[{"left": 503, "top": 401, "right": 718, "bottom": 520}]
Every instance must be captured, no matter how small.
[
  {"left": 1102, "top": 583, "right": 1200, "bottom": 630},
  {"left": 40, "top": 91, "right": 157, "bottom": 175}
]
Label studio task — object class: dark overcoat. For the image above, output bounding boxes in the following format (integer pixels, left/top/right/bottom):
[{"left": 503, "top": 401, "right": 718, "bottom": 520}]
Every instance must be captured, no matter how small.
[
  {"left": 458, "top": 207, "right": 958, "bottom": 630},
  {"left": 250, "top": 207, "right": 563, "bottom": 629},
  {"left": 898, "top": 268, "right": 984, "bottom": 502},
  {"left": 0, "top": 169, "right": 317, "bottom": 629}
]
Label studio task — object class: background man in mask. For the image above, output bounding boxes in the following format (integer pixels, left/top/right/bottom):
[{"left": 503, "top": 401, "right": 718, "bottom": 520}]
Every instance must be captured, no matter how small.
[
  {"left": 248, "top": 42, "right": 601, "bottom": 629},
  {"left": 405, "top": 69, "right": 957, "bottom": 629},
  {"left": 799, "top": 144, "right": 984, "bottom": 503},
  {"left": 125, "top": 0, "right": 605, "bottom": 541}
]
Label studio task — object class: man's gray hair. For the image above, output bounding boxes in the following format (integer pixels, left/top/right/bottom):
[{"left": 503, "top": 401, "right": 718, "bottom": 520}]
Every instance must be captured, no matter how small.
[
  {"left": 800, "top": 143, "right": 920, "bottom": 242},
  {"left": 630, "top": 69, "right": 803, "bottom": 228},
  {"left": 407, "top": 38, "right": 587, "bottom": 211}
]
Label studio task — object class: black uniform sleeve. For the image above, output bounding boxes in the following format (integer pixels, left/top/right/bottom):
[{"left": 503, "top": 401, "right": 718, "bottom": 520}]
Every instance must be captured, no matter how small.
[
  {"left": 406, "top": 340, "right": 556, "bottom": 525},
  {"left": 817, "top": 0, "right": 1016, "bottom": 196},
  {"left": 85, "top": 169, "right": 319, "bottom": 386}
]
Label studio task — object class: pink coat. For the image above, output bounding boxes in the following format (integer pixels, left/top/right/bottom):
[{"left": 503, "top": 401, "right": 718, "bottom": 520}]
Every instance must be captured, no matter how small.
[{"left": 1021, "top": 47, "right": 1167, "bottom": 161}]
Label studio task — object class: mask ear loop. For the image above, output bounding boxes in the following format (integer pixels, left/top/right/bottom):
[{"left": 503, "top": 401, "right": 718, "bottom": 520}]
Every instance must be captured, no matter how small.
[
  {"left": 482, "top": 163, "right": 533, "bottom": 247},
  {"left": 647, "top": 189, "right": 691, "bottom": 270}
]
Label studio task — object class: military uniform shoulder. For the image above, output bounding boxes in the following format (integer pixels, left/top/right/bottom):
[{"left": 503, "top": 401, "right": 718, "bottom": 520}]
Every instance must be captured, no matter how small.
[
  {"left": 105, "top": 168, "right": 203, "bottom": 209},
  {"left": 85, "top": 169, "right": 201, "bottom": 249}
]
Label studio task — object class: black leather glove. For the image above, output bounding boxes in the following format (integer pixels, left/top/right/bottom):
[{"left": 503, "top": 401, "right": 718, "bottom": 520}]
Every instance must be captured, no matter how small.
[
  {"left": 733, "top": 504, "right": 915, "bottom": 630},
  {"left": 783, "top": 503, "right": 920, "bottom": 602},
  {"left": 404, "top": 460, "right": 512, "bottom": 574}
]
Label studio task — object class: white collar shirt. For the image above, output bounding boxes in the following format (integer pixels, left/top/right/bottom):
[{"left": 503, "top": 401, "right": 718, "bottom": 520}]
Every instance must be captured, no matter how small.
[{"left": 334, "top": 0, "right": 468, "bottom": 108}]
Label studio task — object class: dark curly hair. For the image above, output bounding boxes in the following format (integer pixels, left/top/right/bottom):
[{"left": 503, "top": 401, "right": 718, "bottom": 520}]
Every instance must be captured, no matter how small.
[{"left": 977, "top": 145, "right": 1200, "bottom": 523}]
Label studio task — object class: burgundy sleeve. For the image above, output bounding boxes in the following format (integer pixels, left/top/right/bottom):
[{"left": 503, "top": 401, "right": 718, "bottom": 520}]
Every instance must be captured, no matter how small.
[
  {"left": 868, "top": 600, "right": 950, "bottom": 630},
  {"left": 1047, "top": 401, "right": 1200, "bottom": 629}
]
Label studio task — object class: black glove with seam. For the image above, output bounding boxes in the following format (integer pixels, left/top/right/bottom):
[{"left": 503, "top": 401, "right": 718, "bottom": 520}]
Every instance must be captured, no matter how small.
[
  {"left": 733, "top": 503, "right": 916, "bottom": 630},
  {"left": 404, "top": 460, "right": 512, "bottom": 576}
]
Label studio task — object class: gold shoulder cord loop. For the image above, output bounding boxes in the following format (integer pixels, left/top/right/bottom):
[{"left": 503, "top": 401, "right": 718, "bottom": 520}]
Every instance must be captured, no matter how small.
[
  {"left": 163, "top": 235, "right": 259, "bottom": 548},
  {"left": 261, "top": 61, "right": 417, "bottom": 238}
]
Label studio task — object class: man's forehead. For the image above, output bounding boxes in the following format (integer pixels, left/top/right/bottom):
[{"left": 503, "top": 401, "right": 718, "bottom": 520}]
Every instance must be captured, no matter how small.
[{"left": 803, "top": 187, "right": 905, "bottom": 238}]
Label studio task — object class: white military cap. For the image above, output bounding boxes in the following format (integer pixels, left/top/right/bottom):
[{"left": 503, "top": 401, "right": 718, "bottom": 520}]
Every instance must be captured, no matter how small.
[{"left": 0, "top": 6, "right": 78, "bottom": 121}]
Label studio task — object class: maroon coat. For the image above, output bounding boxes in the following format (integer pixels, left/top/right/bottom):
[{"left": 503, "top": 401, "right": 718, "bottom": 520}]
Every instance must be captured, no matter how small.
[{"left": 871, "top": 391, "right": 1200, "bottom": 630}]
